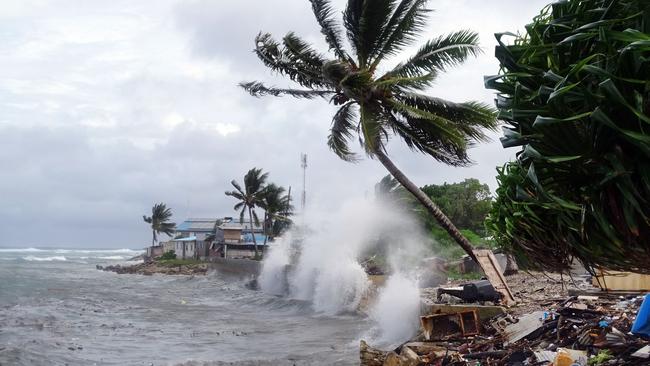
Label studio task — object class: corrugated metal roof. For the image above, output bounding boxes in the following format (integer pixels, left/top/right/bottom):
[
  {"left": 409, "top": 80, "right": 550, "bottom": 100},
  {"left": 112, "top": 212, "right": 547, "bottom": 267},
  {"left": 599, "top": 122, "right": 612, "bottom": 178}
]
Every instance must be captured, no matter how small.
[
  {"left": 177, "top": 217, "right": 263, "bottom": 232},
  {"left": 174, "top": 236, "right": 197, "bottom": 242}
]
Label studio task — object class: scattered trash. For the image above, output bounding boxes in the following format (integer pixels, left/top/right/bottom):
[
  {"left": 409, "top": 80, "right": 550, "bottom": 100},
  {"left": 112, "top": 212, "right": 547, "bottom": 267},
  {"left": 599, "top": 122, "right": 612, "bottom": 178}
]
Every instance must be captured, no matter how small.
[
  {"left": 362, "top": 288, "right": 650, "bottom": 365},
  {"left": 631, "top": 345, "right": 650, "bottom": 359},
  {"left": 438, "top": 280, "right": 501, "bottom": 303},
  {"left": 631, "top": 294, "right": 650, "bottom": 337}
]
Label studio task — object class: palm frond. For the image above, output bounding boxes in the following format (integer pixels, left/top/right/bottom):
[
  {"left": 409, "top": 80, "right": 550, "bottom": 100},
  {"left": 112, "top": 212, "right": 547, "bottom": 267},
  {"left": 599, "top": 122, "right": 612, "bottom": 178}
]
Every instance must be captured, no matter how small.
[
  {"left": 248, "top": 169, "right": 269, "bottom": 191},
  {"left": 225, "top": 190, "right": 244, "bottom": 201},
  {"left": 385, "top": 107, "right": 471, "bottom": 166},
  {"left": 359, "top": 103, "right": 387, "bottom": 155},
  {"left": 370, "top": 0, "right": 430, "bottom": 69},
  {"left": 327, "top": 102, "right": 359, "bottom": 161},
  {"left": 240, "top": 81, "right": 335, "bottom": 99},
  {"left": 344, "top": 0, "right": 396, "bottom": 67},
  {"left": 308, "top": 0, "right": 354, "bottom": 64},
  {"left": 396, "top": 92, "right": 499, "bottom": 141},
  {"left": 231, "top": 180, "right": 244, "bottom": 194},
  {"left": 388, "top": 30, "right": 481, "bottom": 79},
  {"left": 239, "top": 205, "right": 246, "bottom": 224},
  {"left": 282, "top": 32, "right": 327, "bottom": 69},
  {"left": 254, "top": 33, "right": 329, "bottom": 89},
  {"left": 375, "top": 73, "right": 435, "bottom": 91},
  {"left": 251, "top": 209, "right": 260, "bottom": 227}
]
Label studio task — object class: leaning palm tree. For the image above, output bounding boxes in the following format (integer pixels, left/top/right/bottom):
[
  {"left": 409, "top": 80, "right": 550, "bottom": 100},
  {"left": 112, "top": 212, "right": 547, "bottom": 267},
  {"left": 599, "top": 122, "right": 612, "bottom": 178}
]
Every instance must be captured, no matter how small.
[
  {"left": 241, "top": 0, "right": 498, "bottom": 261},
  {"left": 225, "top": 168, "right": 269, "bottom": 258},
  {"left": 142, "top": 203, "right": 176, "bottom": 247}
]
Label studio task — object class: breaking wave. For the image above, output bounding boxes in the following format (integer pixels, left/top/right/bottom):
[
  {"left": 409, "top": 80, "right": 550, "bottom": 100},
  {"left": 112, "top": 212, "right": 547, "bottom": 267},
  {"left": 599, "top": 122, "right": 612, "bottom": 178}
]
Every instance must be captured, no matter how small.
[
  {"left": 22, "top": 255, "right": 67, "bottom": 262},
  {"left": 0, "top": 248, "right": 43, "bottom": 252},
  {"left": 96, "top": 256, "right": 128, "bottom": 260}
]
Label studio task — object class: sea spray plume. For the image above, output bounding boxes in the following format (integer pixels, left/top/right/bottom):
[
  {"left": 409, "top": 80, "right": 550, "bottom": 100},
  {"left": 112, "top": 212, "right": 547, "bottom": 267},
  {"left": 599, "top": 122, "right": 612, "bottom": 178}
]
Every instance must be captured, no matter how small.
[
  {"left": 370, "top": 272, "right": 421, "bottom": 346},
  {"left": 258, "top": 231, "right": 294, "bottom": 296},
  {"left": 259, "top": 195, "right": 434, "bottom": 344}
]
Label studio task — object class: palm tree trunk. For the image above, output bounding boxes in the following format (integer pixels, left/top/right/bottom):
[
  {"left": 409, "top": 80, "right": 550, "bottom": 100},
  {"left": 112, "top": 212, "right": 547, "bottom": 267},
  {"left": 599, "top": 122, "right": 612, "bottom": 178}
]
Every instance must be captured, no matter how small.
[
  {"left": 374, "top": 149, "right": 478, "bottom": 263},
  {"left": 263, "top": 211, "right": 269, "bottom": 246},
  {"left": 248, "top": 206, "right": 259, "bottom": 258},
  {"left": 152, "top": 230, "right": 156, "bottom": 247}
]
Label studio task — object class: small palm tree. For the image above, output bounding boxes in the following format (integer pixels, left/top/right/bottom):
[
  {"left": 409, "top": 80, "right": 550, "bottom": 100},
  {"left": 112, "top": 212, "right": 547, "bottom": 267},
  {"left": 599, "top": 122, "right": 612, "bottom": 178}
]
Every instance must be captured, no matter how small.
[
  {"left": 261, "top": 183, "right": 294, "bottom": 244},
  {"left": 225, "top": 168, "right": 269, "bottom": 258},
  {"left": 143, "top": 203, "right": 176, "bottom": 247},
  {"left": 241, "top": 0, "right": 498, "bottom": 261}
]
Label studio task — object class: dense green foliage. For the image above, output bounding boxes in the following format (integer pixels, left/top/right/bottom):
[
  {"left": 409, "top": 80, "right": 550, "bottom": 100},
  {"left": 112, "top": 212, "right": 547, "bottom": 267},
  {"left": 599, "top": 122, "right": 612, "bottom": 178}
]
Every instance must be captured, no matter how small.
[
  {"left": 260, "top": 183, "right": 294, "bottom": 240},
  {"left": 421, "top": 179, "right": 491, "bottom": 233},
  {"left": 143, "top": 203, "right": 176, "bottom": 246},
  {"left": 160, "top": 250, "right": 176, "bottom": 260},
  {"left": 375, "top": 175, "right": 493, "bottom": 259},
  {"left": 486, "top": 0, "right": 650, "bottom": 273}
]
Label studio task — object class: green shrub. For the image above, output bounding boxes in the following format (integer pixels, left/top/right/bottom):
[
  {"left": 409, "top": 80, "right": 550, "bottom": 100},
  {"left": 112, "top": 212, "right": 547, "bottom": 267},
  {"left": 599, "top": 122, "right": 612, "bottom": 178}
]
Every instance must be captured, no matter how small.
[
  {"left": 486, "top": 0, "right": 650, "bottom": 273},
  {"left": 160, "top": 250, "right": 176, "bottom": 260}
]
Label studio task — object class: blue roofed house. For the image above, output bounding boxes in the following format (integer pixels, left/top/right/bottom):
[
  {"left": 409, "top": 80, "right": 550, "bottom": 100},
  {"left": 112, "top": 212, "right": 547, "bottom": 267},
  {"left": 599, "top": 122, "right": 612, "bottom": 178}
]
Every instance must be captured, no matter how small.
[{"left": 165, "top": 217, "right": 266, "bottom": 260}]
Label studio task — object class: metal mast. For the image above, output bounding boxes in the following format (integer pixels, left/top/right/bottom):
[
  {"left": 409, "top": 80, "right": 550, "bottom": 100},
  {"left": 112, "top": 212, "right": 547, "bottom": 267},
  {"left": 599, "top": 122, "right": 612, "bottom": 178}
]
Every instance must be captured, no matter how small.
[{"left": 300, "top": 153, "right": 307, "bottom": 212}]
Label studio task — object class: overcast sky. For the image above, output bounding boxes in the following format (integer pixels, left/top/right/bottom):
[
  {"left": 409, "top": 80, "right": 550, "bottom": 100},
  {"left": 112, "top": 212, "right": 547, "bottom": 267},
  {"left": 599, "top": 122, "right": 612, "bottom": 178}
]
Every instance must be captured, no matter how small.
[{"left": 0, "top": 0, "right": 550, "bottom": 248}]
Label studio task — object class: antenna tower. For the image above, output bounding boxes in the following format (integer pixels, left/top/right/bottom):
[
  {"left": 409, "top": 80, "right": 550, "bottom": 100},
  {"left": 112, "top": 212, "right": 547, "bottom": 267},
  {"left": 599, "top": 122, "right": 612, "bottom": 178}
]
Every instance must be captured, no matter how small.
[{"left": 301, "top": 153, "right": 307, "bottom": 211}]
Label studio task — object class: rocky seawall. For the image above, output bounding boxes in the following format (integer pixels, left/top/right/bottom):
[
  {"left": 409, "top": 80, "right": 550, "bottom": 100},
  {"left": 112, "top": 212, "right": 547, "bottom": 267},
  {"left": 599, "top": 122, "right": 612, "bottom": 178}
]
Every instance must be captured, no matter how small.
[{"left": 96, "top": 262, "right": 208, "bottom": 276}]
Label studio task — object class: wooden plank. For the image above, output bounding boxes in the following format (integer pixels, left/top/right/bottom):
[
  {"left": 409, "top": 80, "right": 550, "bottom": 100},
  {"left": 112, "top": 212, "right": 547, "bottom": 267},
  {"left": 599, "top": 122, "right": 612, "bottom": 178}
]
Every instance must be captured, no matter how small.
[
  {"left": 593, "top": 270, "right": 650, "bottom": 291},
  {"left": 473, "top": 249, "right": 516, "bottom": 306}
]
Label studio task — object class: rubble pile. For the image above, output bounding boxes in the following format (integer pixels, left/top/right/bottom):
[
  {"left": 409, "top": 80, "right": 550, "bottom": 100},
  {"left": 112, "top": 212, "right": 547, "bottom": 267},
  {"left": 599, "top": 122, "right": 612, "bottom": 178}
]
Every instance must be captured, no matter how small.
[
  {"left": 361, "top": 287, "right": 650, "bottom": 365},
  {"left": 96, "top": 262, "right": 208, "bottom": 276}
]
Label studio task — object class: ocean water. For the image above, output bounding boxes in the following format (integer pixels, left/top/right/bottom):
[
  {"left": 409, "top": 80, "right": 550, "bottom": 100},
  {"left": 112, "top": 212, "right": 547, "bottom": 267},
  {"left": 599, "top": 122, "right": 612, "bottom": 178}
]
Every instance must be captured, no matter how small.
[{"left": 0, "top": 248, "right": 370, "bottom": 365}]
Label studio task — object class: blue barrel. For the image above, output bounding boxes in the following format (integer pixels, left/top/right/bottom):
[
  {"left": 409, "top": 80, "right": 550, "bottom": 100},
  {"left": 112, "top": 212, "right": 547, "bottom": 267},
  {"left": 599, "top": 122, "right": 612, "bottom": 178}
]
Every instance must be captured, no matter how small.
[{"left": 632, "top": 294, "right": 650, "bottom": 337}]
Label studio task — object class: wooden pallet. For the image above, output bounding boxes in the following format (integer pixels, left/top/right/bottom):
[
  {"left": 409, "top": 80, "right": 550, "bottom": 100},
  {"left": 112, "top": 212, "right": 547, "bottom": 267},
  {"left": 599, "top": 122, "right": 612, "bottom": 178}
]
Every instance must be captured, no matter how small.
[{"left": 473, "top": 249, "right": 516, "bottom": 306}]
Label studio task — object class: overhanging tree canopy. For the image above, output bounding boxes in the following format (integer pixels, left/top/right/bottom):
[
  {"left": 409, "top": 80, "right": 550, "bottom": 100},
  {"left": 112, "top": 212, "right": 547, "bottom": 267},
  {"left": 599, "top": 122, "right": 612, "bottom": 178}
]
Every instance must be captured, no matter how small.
[{"left": 486, "top": 0, "right": 650, "bottom": 273}]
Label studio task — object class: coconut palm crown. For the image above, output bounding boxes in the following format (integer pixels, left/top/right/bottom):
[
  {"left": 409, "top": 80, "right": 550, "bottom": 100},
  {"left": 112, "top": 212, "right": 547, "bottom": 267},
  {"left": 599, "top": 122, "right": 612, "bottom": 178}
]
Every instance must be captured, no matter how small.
[
  {"left": 240, "top": 0, "right": 499, "bottom": 260},
  {"left": 143, "top": 203, "right": 176, "bottom": 247},
  {"left": 225, "top": 168, "right": 269, "bottom": 257}
]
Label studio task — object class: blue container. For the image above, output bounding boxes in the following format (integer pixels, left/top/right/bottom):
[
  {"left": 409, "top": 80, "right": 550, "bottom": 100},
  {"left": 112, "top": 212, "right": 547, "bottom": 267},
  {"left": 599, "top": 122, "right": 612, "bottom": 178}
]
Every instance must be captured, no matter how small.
[{"left": 632, "top": 294, "right": 650, "bottom": 337}]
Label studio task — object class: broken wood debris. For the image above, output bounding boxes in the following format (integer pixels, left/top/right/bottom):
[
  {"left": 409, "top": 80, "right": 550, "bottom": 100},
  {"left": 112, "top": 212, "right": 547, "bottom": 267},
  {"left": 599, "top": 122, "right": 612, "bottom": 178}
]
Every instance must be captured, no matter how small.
[{"left": 361, "top": 293, "right": 650, "bottom": 365}]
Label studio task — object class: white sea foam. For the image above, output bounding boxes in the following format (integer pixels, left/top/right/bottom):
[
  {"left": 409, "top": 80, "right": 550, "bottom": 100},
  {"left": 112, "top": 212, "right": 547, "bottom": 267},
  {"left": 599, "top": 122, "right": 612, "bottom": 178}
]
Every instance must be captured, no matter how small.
[
  {"left": 0, "top": 248, "right": 43, "bottom": 252},
  {"left": 22, "top": 255, "right": 67, "bottom": 262},
  {"left": 97, "top": 256, "right": 127, "bottom": 260},
  {"left": 54, "top": 248, "right": 141, "bottom": 254}
]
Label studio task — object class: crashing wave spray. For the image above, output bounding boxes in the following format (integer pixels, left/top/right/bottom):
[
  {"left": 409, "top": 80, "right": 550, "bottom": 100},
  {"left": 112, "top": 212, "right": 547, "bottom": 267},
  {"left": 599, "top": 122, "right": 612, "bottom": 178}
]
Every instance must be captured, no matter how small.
[{"left": 259, "top": 197, "right": 433, "bottom": 341}]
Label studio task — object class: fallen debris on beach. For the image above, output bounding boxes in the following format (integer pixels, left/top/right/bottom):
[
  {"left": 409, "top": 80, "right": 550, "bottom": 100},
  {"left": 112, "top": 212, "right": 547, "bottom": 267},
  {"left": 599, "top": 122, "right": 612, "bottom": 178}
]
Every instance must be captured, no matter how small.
[{"left": 361, "top": 275, "right": 650, "bottom": 366}]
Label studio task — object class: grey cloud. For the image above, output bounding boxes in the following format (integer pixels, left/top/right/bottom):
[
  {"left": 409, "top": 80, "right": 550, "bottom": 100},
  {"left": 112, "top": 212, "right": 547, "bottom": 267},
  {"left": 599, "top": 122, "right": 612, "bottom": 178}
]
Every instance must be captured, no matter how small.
[{"left": 1, "top": 0, "right": 548, "bottom": 248}]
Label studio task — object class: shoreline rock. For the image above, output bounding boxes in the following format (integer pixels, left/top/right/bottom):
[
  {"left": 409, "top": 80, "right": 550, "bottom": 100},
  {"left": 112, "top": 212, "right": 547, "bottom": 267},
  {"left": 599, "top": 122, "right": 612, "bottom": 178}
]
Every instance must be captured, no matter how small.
[{"left": 96, "top": 262, "right": 208, "bottom": 276}]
